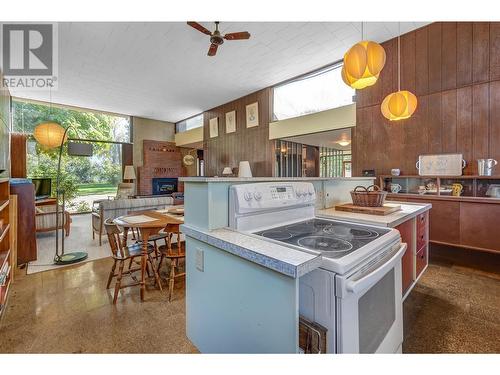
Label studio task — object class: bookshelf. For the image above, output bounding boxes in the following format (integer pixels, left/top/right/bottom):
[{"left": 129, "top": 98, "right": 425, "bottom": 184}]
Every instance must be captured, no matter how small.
[{"left": 0, "top": 177, "right": 12, "bottom": 316}]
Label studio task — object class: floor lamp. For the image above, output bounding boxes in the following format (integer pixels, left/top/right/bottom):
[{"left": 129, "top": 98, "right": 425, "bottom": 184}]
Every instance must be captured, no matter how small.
[{"left": 33, "top": 122, "right": 88, "bottom": 265}]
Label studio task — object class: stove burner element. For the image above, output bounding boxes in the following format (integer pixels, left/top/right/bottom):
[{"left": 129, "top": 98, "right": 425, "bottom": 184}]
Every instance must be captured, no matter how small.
[
  {"left": 259, "top": 230, "right": 293, "bottom": 241},
  {"left": 297, "top": 236, "right": 353, "bottom": 252},
  {"left": 323, "top": 225, "right": 379, "bottom": 240}
]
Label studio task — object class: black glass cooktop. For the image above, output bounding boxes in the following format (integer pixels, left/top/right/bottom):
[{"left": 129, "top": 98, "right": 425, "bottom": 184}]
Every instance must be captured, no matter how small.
[{"left": 254, "top": 218, "right": 390, "bottom": 258}]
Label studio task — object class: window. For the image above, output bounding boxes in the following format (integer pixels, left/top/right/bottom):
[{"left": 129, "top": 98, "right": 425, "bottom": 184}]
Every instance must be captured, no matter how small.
[
  {"left": 12, "top": 99, "right": 131, "bottom": 213},
  {"left": 273, "top": 62, "right": 355, "bottom": 121},
  {"left": 320, "top": 147, "right": 351, "bottom": 178},
  {"left": 12, "top": 100, "right": 131, "bottom": 143},
  {"left": 176, "top": 113, "right": 203, "bottom": 133}
]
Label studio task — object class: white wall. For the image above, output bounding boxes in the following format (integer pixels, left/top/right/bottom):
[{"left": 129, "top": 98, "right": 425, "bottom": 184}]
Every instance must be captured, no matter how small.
[{"left": 132, "top": 116, "right": 175, "bottom": 167}]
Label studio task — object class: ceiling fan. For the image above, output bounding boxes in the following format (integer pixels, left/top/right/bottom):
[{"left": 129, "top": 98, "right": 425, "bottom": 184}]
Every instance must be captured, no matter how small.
[{"left": 187, "top": 21, "right": 250, "bottom": 56}]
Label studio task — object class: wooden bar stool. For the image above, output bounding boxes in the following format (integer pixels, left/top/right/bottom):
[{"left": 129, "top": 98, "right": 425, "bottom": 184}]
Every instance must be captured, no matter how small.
[
  {"left": 104, "top": 219, "right": 163, "bottom": 304},
  {"left": 157, "top": 223, "right": 185, "bottom": 302}
]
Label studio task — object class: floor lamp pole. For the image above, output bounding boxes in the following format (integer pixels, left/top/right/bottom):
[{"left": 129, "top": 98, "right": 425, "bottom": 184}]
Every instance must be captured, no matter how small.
[{"left": 53, "top": 126, "right": 88, "bottom": 265}]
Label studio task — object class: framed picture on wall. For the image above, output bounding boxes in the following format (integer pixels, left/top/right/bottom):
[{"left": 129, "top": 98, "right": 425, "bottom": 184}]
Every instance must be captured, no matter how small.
[
  {"left": 225, "top": 110, "right": 236, "bottom": 133},
  {"left": 209, "top": 117, "right": 219, "bottom": 138},
  {"left": 246, "top": 102, "right": 259, "bottom": 128}
]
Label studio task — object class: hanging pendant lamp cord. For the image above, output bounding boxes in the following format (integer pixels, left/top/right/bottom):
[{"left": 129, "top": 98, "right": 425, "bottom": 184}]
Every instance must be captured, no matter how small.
[{"left": 398, "top": 22, "right": 401, "bottom": 91}]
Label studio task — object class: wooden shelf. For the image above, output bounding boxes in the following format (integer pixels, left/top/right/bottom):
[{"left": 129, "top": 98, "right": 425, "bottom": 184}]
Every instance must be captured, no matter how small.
[
  {"left": 0, "top": 199, "right": 8, "bottom": 213},
  {"left": 0, "top": 223, "right": 9, "bottom": 243},
  {"left": 0, "top": 249, "right": 10, "bottom": 269},
  {"left": 380, "top": 175, "right": 500, "bottom": 180}
]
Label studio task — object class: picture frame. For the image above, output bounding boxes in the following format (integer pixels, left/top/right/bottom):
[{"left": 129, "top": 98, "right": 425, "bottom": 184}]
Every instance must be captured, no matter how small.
[
  {"left": 209, "top": 117, "right": 219, "bottom": 138},
  {"left": 225, "top": 110, "right": 236, "bottom": 133},
  {"left": 246, "top": 102, "right": 259, "bottom": 128}
]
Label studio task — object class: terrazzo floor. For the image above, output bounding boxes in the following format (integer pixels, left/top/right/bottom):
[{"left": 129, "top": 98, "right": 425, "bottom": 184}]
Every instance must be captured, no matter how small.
[{"left": 0, "top": 254, "right": 498, "bottom": 353}]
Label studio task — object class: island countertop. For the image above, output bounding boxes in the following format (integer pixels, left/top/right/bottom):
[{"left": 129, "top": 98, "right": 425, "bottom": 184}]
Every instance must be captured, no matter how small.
[
  {"left": 316, "top": 201, "right": 432, "bottom": 228},
  {"left": 181, "top": 224, "right": 322, "bottom": 278}
]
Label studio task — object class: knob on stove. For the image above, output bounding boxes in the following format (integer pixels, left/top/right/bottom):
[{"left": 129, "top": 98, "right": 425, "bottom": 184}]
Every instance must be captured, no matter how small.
[
  {"left": 254, "top": 191, "right": 263, "bottom": 200},
  {"left": 244, "top": 191, "right": 253, "bottom": 201}
]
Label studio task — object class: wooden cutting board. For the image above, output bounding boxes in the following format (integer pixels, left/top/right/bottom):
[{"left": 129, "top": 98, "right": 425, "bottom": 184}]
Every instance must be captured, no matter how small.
[{"left": 335, "top": 203, "right": 402, "bottom": 216}]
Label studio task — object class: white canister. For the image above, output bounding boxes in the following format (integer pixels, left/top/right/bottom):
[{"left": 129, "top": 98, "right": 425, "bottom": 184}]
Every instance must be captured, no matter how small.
[{"left": 238, "top": 161, "right": 252, "bottom": 177}]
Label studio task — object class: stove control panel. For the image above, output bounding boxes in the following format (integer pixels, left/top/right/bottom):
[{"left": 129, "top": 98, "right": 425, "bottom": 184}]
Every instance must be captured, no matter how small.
[
  {"left": 229, "top": 182, "right": 317, "bottom": 215},
  {"left": 270, "top": 186, "right": 294, "bottom": 200}
]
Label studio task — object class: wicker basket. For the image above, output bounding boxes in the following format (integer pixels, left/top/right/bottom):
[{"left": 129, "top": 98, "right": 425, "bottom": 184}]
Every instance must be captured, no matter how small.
[{"left": 350, "top": 185, "right": 387, "bottom": 207}]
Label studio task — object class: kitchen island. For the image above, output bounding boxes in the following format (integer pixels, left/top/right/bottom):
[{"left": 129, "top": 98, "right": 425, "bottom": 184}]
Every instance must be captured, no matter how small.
[
  {"left": 317, "top": 201, "right": 432, "bottom": 299},
  {"left": 180, "top": 176, "right": 374, "bottom": 353}
]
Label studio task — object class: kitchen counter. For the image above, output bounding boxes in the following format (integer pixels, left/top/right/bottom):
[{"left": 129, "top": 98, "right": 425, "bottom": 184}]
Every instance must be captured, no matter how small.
[
  {"left": 179, "top": 176, "right": 374, "bottom": 182},
  {"left": 316, "top": 201, "right": 432, "bottom": 228},
  {"left": 181, "top": 224, "right": 321, "bottom": 278}
]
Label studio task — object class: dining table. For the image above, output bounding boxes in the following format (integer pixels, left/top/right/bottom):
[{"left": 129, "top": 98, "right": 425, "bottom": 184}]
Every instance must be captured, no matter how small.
[{"left": 113, "top": 206, "right": 184, "bottom": 301}]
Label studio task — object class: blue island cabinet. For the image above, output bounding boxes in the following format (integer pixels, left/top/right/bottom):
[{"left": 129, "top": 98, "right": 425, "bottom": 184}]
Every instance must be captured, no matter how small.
[
  {"left": 186, "top": 236, "right": 299, "bottom": 353},
  {"left": 180, "top": 177, "right": 374, "bottom": 353}
]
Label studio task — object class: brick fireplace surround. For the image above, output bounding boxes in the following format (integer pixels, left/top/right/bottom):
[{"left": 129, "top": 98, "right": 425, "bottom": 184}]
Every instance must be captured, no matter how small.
[{"left": 137, "top": 140, "right": 184, "bottom": 195}]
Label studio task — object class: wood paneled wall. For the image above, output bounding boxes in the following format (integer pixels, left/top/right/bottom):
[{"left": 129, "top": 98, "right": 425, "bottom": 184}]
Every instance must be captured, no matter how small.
[
  {"left": 353, "top": 22, "right": 500, "bottom": 177},
  {"left": 203, "top": 88, "right": 274, "bottom": 177},
  {"left": 10, "top": 133, "right": 27, "bottom": 178}
]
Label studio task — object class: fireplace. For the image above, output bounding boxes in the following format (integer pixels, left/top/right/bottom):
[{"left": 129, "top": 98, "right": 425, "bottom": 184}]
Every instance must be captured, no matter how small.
[{"left": 152, "top": 178, "right": 178, "bottom": 195}]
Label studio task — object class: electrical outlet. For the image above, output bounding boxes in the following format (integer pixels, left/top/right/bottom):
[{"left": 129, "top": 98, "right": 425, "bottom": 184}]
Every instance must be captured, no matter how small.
[{"left": 195, "top": 249, "right": 204, "bottom": 272}]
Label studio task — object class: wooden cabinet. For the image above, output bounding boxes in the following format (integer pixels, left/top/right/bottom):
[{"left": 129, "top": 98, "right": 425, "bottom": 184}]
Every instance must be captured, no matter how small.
[
  {"left": 10, "top": 179, "right": 37, "bottom": 264},
  {"left": 388, "top": 194, "right": 500, "bottom": 254},
  {"left": 396, "top": 219, "right": 414, "bottom": 295},
  {"left": 460, "top": 202, "right": 500, "bottom": 251},
  {"left": 395, "top": 209, "right": 430, "bottom": 300}
]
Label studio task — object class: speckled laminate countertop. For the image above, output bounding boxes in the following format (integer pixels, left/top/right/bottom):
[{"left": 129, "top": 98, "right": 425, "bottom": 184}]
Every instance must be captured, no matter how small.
[
  {"left": 316, "top": 201, "right": 432, "bottom": 228},
  {"left": 179, "top": 177, "right": 374, "bottom": 182},
  {"left": 180, "top": 224, "right": 322, "bottom": 278}
]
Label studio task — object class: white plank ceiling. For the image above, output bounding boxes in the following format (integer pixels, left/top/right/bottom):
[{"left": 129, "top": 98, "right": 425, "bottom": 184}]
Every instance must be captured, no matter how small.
[{"left": 8, "top": 22, "right": 429, "bottom": 122}]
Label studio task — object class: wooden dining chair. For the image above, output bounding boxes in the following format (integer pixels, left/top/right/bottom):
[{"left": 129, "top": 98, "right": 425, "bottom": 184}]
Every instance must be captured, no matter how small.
[
  {"left": 157, "top": 223, "right": 186, "bottom": 302},
  {"left": 127, "top": 209, "right": 168, "bottom": 258},
  {"left": 104, "top": 219, "right": 163, "bottom": 304}
]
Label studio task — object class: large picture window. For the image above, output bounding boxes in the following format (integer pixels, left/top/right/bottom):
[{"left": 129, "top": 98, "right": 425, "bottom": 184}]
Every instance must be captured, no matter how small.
[
  {"left": 12, "top": 99, "right": 131, "bottom": 213},
  {"left": 273, "top": 62, "right": 355, "bottom": 121},
  {"left": 176, "top": 113, "right": 203, "bottom": 133}
]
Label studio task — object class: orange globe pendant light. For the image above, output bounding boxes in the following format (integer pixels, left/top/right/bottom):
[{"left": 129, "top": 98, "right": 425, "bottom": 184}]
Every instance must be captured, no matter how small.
[
  {"left": 381, "top": 90, "right": 418, "bottom": 120},
  {"left": 33, "top": 121, "right": 68, "bottom": 148},
  {"left": 381, "top": 25, "right": 418, "bottom": 121},
  {"left": 342, "top": 23, "right": 386, "bottom": 89}
]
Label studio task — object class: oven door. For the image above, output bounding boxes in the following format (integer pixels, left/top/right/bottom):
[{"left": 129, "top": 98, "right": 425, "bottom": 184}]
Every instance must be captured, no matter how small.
[{"left": 335, "top": 242, "right": 406, "bottom": 353}]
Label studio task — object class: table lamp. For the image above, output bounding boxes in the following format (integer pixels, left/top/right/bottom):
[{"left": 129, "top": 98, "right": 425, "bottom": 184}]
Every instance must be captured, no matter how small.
[{"left": 123, "top": 165, "right": 136, "bottom": 182}]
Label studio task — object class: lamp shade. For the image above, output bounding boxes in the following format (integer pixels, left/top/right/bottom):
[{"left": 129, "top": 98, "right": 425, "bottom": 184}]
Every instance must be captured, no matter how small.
[
  {"left": 222, "top": 167, "right": 233, "bottom": 176},
  {"left": 238, "top": 161, "right": 252, "bottom": 178},
  {"left": 381, "top": 90, "right": 418, "bottom": 121},
  {"left": 123, "top": 165, "right": 136, "bottom": 180},
  {"left": 33, "top": 121, "right": 67, "bottom": 148},
  {"left": 342, "top": 41, "right": 386, "bottom": 89}
]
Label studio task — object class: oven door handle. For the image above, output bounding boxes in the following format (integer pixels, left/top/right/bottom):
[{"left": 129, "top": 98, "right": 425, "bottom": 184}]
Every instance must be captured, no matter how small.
[{"left": 345, "top": 243, "right": 407, "bottom": 294}]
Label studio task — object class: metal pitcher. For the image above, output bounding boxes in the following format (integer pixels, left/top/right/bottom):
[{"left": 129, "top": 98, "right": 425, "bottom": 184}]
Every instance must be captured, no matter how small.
[{"left": 477, "top": 159, "right": 498, "bottom": 176}]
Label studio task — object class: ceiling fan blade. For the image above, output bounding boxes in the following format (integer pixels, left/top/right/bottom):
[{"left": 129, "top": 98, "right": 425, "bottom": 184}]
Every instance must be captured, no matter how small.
[
  {"left": 208, "top": 43, "right": 218, "bottom": 56},
  {"left": 224, "top": 31, "right": 251, "bottom": 40},
  {"left": 187, "top": 21, "right": 212, "bottom": 36}
]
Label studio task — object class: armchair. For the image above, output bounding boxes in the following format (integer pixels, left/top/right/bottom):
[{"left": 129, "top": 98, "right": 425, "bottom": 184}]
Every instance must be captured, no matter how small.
[{"left": 35, "top": 204, "right": 72, "bottom": 236}]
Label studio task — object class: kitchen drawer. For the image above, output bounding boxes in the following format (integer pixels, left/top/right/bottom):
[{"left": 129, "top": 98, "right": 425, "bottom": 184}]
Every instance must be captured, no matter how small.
[
  {"left": 416, "top": 211, "right": 428, "bottom": 231},
  {"left": 415, "top": 245, "right": 428, "bottom": 278},
  {"left": 416, "top": 227, "right": 427, "bottom": 250}
]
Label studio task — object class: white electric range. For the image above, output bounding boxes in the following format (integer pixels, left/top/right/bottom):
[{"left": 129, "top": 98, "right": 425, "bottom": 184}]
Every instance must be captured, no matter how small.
[{"left": 229, "top": 181, "right": 405, "bottom": 354}]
